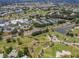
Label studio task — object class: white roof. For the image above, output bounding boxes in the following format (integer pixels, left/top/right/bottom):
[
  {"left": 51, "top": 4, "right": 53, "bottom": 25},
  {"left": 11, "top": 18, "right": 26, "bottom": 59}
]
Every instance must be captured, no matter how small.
[
  {"left": 62, "top": 50, "right": 71, "bottom": 55},
  {"left": 0, "top": 24, "right": 5, "bottom": 27},
  {"left": 74, "top": 26, "right": 79, "bottom": 29},
  {"left": 21, "top": 55, "right": 28, "bottom": 58},
  {"left": 5, "top": 22, "right": 10, "bottom": 26},
  {"left": 10, "top": 19, "right": 29, "bottom": 24},
  {"left": 15, "top": 9, "right": 23, "bottom": 13},
  {"left": 33, "top": 19, "right": 36, "bottom": 21},
  {"left": 8, "top": 49, "right": 18, "bottom": 58},
  {"left": 56, "top": 50, "right": 71, "bottom": 58},
  {"left": 11, "top": 20, "right": 17, "bottom": 24},
  {"left": 56, "top": 51, "right": 62, "bottom": 58},
  {"left": 0, "top": 53, "right": 3, "bottom": 58},
  {"left": 73, "top": 9, "right": 79, "bottom": 12}
]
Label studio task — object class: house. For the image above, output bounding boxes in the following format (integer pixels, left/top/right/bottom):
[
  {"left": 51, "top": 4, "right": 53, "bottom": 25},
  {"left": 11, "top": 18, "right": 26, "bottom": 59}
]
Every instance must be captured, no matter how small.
[
  {"left": 56, "top": 50, "right": 71, "bottom": 58},
  {"left": 8, "top": 49, "right": 18, "bottom": 58},
  {"left": 33, "top": 19, "right": 43, "bottom": 25},
  {"left": 73, "top": 8, "right": 79, "bottom": 13},
  {"left": 40, "top": 20, "right": 50, "bottom": 24},
  {"left": 74, "top": 26, "right": 79, "bottom": 29},
  {"left": 10, "top": 20, "right": 17, "bottom": 25},
  {"left": 47, "top": 19, "right": 55, "bottom": 23},
  {"left": 0, "top": 53, "right": 4, "bottom": 58},
  {"left": 0, "top": 19, "right": 32, "bottom": 37},
  {"left": 21, "top": 55, "right": 28, "bottom": 58},
  {"left": 3, "top": 27, "right": 12, "bottom": 32},
  {"left": 0, "top": 12, "right": 7, "bottom": 16},
  {"left": 10, "top": 19, "right": 30, "bottom": 25},
  {"left": 5, "top": 22, "right": 10, "bottom": 26},
  {"left": 48, "top": 34, "right": 60, "bottom": 42},
  {"left": 32, "top": 19, "right": 37, "bottom": 21},
  {"left": 15, "top": 8, "right": 23, "bottom": 13},
  {"left": 70, "top": 13, "right": 76, "bottom": 16},
  {"left": 0, "top": 24, "right": 5, "bottom": 27}
]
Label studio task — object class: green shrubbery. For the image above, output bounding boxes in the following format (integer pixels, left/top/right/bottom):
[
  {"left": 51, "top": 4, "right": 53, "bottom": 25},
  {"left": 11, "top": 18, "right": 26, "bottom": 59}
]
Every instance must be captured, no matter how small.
[{"left": 32, "top": 28, "right": 49, "bottom": 36}]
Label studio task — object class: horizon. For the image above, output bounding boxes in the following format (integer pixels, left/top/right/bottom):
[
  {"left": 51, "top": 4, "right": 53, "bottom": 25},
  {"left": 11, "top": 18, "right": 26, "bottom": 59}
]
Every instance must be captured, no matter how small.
[{"left": 0, "top": 0, "right": 79, "bottom": 5}]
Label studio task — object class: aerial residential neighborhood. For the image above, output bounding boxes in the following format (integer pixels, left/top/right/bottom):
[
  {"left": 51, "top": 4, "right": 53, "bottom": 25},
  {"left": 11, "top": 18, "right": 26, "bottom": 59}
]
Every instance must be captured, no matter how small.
[{"left": 0, "top": 0, "right": 79, "bottom": 58}]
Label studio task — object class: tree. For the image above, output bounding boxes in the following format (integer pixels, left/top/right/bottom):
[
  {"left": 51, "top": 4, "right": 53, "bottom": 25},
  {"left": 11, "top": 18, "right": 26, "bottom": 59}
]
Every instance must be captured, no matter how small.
[
  {"left": 11, "top": 28, "right": 18, "bottom": 35},
  {"left": 0, "top": 35, "right": 2, "bottom": 40},
  {"left": 6, "top": 38, "right": 12, "bottom": 43},
  {"left": 5, "top": 47, "right": 13, "bottom": 54},
  {"left": 0, "top": 28, "right": 4, "bottom": 35},
  {"left": 17, "top": 38, "right": 22, "bottom": 45},
  {"left": 0, "top": 28, "right": 4, "bottom": 40},
  {"left": 12, "top": 39, "right": 16, "bottom": 43},
  {"left": 76, "top": 55, "right": 79, "bottom": 58},
  {"left": 58, "top": 20, "right": 66, "bottom": 24},
  {"left": 66, "top": 32, "right": 74, "bottom": 37},
  {"left": 18, "top": 50, "right": 24, "bottom": 57},
  {"left": 50, "top": 42, "right": 54, "bottom": 47},
  {"left": 23, "top": 47, "right": 32, "bottom": 57},
  {"left": 18, "top": 29, "right": 24, "bottom": 37}
]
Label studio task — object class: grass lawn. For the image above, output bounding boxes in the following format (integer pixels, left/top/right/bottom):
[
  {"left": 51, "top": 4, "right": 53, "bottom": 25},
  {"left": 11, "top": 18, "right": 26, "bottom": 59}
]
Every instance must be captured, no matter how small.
[
  {"left": 72, "top": 29, "right": 79, "bottom": 34},
  {"left": 50, "top": 31, "right": 79, "bottom": 43},
  {"left": 30, "top": 31, "right": 79, "bottom": 58},
  {"left": 0, "top": 30, "right": 79, "bottom": 58},
  {"left": 43, "top": 43, "right": 79, "bottom": 58}
]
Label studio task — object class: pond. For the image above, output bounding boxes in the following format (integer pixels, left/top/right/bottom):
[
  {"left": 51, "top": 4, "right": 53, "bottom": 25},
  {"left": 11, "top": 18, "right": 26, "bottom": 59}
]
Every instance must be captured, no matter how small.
[{"left": 55, "top": 23, "right": 76, "bottom": 34}]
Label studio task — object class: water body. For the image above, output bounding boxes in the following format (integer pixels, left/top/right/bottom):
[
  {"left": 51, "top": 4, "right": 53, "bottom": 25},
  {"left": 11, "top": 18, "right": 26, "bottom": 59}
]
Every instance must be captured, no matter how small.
[{"left": 55, "top": 23, "right": 76, "bottom": 34}]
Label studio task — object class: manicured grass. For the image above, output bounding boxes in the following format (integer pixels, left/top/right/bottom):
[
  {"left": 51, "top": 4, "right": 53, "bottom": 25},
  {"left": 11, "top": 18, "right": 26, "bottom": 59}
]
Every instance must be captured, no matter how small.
[
  {"left": 43, "top": 43, "right": 79, "bottom": 58},
  {"left": 50, "top": 31, "right": 79, "bottom": 43},
  {"left": 30, "top": 31, "right": 79, "bottom": 57},
  {"left": 0, "top": 30, "right": 79, "bottom": 58},
  {"left": 0, "top": 36, "right": 34, "bottom": 51},
  {"left": 0, "top": 34, "right": 50, "bottom": 57},
  {"left": 34, "top": 33, "right": 49, "bottom": 42},
  {"left": 72, "top": 29, "right": 79, "bottom": 34}
]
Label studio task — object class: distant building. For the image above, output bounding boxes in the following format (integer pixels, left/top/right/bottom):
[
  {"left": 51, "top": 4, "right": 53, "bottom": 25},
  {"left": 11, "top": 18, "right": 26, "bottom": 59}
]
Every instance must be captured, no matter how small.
[
  {"left": 48, "top": 34, "right": 60, "bottom": 42},
  {"left": 8, "top": 49, "right": 18, "bottom": 58},
  {"left": 73, "top": 8, "right": 79, "bottom": 13},
  {"left": 56, "top": 50, "right": 71, "bottom": 58},
  {"left": 0, "top": 53, "right": 4, "bottom": 58},
  {"left": 15, "top": 8, "right": 23, "bottom": 13},
  {"left": 21, "top": 55, "right": 28, "bottom": 58}
]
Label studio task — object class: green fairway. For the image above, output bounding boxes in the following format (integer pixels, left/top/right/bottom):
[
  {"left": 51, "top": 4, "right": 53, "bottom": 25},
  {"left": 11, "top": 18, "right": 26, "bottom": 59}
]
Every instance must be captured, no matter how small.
[
  {"left": 43, "top": 43, "right": 79, "bottom": 58},
  {"left": 0, "top": 31, "right": 79, "bottom": 58}
]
